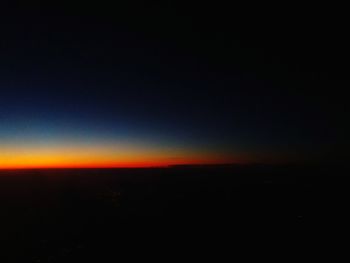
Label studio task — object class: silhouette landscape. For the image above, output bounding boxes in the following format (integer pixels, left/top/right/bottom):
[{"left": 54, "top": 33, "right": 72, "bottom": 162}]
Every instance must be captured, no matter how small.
[{"left": 1, "top": 164, "right": 348, "bottom": 262}]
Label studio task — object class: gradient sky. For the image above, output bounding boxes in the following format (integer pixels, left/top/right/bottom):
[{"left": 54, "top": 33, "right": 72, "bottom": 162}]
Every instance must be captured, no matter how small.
[{"left": 0, "top": 2, "right": 347, "bottom": 168}]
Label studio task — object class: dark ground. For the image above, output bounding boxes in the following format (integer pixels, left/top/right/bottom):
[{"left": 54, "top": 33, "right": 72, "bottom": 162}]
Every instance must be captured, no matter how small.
[{"left": 0, "top": 165, "right": 348, "bottom": 262}]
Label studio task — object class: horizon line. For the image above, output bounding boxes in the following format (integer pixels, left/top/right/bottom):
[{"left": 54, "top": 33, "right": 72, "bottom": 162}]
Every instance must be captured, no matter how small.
[
  {"left": 0, "top": 162, "right": 249, "bottom": 171},
  {"left": 0, "top": 161, "right": 325, "bottom": 171}
]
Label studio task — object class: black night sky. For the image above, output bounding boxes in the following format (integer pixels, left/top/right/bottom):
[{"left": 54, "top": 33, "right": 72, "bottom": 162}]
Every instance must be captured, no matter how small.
[{"left": 0, "top": 1, "right": 348, "bottom": 167}]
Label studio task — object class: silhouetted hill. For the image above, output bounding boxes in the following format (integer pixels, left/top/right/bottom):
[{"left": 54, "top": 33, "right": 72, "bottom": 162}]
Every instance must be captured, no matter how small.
[{"left": 1, "top": 164, "right": 349, "bottom": 262}]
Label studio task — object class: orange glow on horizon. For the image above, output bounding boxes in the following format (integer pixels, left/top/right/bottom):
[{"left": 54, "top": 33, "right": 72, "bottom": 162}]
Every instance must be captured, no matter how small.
[
  {"left": 0, "top": 142, "right": 239, "bottom": 169},
  {"left": 0, "top": 158, "right": 237, "bottom": 170}
]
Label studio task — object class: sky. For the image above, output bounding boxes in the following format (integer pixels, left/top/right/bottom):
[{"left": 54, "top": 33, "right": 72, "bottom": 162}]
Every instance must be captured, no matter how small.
[{"left": 0, "top": 2, "right": 348, "bottom": 168}]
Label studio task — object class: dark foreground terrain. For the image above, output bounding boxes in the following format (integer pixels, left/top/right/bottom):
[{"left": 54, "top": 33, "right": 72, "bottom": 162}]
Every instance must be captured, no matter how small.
[{"left": 0, "top": 164, "right": 348, "bottom": 262}]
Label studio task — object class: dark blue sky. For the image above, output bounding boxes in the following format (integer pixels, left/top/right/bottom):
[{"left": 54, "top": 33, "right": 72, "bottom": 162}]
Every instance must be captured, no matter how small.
[{"left": 0, "top": 2, "right": 348, "bottom": 165}]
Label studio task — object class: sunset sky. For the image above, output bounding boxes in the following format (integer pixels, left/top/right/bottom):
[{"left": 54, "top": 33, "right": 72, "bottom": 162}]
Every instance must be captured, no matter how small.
[
  {"left": 0, "top": 2, "right": 347, "bottom": 169},
  {"left": 0, "top": 132, "right": 239, "bottom": 168}
]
